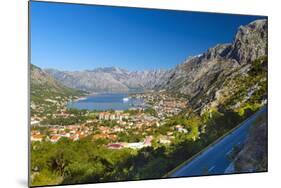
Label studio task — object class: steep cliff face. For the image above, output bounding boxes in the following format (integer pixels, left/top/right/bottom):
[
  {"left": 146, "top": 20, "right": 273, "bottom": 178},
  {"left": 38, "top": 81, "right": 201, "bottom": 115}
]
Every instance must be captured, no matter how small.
[
  {"left": 157, "top": 19, "right": 268, "bottom": 112},
  {"left": 227, "top": 19, "right": 268, "bottom": 64}
]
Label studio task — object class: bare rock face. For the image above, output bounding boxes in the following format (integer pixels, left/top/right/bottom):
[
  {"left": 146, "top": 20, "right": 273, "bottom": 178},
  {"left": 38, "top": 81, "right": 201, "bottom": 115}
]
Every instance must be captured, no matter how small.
[
  {"left": 227, "top": 19, "right": 268, "bottom": 64},
  {"left": 46, "top": 67, "right": 130, "bottom": 93},
  {"left": 46, "top": 67, "right": 169, "bottom": 93},
  {"left": 157, "top": 19, "right": 268, "bottom": 110},
  {"left": 31, "top": 64, "right": 65, "bottom": 91},
  {"left": 44, "top": 19, "right": 267, "bottom": 112}
]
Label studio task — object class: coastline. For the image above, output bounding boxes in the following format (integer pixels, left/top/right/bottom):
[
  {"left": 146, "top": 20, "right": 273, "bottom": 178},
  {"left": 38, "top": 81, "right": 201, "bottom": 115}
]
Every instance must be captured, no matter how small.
[{"left": 67, "top": 92, "right": 146, "bottom": 111}]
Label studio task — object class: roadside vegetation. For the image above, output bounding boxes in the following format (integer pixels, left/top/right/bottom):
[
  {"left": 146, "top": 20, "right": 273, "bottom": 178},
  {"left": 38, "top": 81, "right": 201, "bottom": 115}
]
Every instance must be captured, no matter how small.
[{"left": 31, "top": 57, "right": 267, "bottom": 186}]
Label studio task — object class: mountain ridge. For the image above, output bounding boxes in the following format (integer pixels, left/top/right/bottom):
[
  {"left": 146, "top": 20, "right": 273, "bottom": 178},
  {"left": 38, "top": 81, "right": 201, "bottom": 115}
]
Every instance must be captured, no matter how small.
[
  {"left": 157, "top": 19, "right": 267, "bottom": 112},
  {"left": 45, "top": 66, "right": 171, "bottom": 93},
  {"left": 30, "top": 64, "right": 85, "bottom": 107},
  {"left": 41, "top": 19, "right": 267, "bottom": 114}
]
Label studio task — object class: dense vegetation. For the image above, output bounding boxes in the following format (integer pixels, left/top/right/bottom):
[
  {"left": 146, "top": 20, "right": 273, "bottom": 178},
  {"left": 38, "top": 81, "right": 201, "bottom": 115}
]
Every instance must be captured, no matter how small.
[
  {"left": 31, "top": 57, "right": 268, "bottom": 186},
  {"left": 30, "top": 64, "right": 86, "bottom": 117},
  {"left": 40, "top": 109, "right": 89, "bottom": 126},
  {"left": 224, "top": 56, "right": 267, "bottom": 114},
  {"left": 31, "top": 106, "right": 252, "bottom": 186}
]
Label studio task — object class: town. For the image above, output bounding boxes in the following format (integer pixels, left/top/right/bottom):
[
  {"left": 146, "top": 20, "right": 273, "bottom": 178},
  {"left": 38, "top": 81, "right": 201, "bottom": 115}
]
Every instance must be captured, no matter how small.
[{"left": 31, "top": 92, "right": 195, "bottom": 150}]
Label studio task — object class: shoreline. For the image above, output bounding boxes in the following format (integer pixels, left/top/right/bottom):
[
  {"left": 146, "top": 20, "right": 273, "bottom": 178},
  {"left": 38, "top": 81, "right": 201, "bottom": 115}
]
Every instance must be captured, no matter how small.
[{"left": 67, "top": 92, "right": 146, "bottom": 111}]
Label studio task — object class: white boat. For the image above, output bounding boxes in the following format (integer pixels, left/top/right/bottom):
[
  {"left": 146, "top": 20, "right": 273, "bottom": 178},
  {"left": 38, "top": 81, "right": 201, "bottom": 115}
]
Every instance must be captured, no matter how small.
[{"left": 123, "top": 97, "right": 129, "bottom": 102}]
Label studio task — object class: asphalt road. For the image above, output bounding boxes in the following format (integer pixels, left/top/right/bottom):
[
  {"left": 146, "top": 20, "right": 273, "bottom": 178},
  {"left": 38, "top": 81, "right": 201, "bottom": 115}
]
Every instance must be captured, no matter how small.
[{"left": 169, "top": 106, "right": 267, "bottom": 177}]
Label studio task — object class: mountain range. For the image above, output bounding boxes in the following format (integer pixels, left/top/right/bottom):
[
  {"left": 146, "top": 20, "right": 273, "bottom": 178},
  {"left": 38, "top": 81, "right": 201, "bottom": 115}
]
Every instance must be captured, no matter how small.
[
  {"left": 157, "top": 19, "right": 267, "bottom": 111},
  {"left": 32, "top": 19, "right": 268, "bottom": 113},
  {"left": 45, "top": 67, "right": 170, "bottom": 93},
  {"left": 45, "top": 19, "right": 267, "bottom": 92}
]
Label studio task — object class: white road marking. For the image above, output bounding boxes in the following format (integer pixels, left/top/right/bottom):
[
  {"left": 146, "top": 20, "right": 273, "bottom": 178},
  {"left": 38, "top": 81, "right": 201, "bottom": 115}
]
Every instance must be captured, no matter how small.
[
  {"left": 226, "top": 149, "right": 233, "bottom": 156},
  {"left": 208, "top": 165, "right": 216, "bottom": 172}
]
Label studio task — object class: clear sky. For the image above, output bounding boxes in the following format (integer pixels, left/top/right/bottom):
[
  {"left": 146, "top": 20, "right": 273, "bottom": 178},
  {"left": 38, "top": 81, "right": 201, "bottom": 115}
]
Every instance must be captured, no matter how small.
[{"left": 30, "top": 1, "right": 266, "bottom": 71}]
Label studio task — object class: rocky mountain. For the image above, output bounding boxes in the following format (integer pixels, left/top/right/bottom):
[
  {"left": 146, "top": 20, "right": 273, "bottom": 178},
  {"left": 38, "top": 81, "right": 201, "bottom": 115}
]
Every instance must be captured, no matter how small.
[
  {"left": 45, "top": 67, "right": 170, "bottom": 93},
  {"left": 157, "top": 19, "right": 268, "bottom": 112},
  {"left": 44, "top": 19, "right": 267, "bottom": 114},
  {"left": 226, "top": 19, "right": 268, "bottom": 64},
  {"left": 30, "top": 64, "right": 85, "bottom": 104}
]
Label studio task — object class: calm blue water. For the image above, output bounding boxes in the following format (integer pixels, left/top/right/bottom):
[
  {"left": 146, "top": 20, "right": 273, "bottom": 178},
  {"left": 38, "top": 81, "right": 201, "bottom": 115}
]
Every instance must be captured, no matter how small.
[{"left": 67, "top": 93, "right": 144, "bottom": 111}]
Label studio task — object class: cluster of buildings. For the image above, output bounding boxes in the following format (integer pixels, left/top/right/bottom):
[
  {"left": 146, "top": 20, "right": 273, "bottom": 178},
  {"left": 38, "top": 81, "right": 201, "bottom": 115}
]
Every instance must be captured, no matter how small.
[
  {"left": 31, "top": 91, "right": 192, "bottom": 150},
  {"left": 98, "top": 111, "right": 160, "bottom": 132},
  {"left": 131, "top": 92, "right": 188, "bottom": 119},
  {"left": 31, "top": 95, "right": 79, "bottom": 122},
  {"left": 107, "top": 136, "right": 153, "bottom": 150},
  {"left": 98, "top": 111, "right": 129, "bottom": 121},
  {"left": 31, "top": 125, "right": 93, "bottom": 143},
  {"left": 155, "top": 99, "right": 187, "bottom": 117},
  {"left": 30, "top": 130, "right": 44, "bottom": 142}
]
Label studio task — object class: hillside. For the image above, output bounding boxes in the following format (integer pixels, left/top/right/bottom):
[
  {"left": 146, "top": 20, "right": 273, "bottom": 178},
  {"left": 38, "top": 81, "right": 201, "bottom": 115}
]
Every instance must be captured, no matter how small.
[
  {"left": 157, "top": 19, "right": 268, "bottom": 113},
  {"left": 30, "top": 64, "right": 86, "bottom": 115},
  {"left": 45, "top": 67, "right": 170, "bottom": 93},
  {"left": 44, "top": 19, "right": 267, "bottom": 115},
  {"left": 30, "top": 18, "right": 268, "bottom": 186}
]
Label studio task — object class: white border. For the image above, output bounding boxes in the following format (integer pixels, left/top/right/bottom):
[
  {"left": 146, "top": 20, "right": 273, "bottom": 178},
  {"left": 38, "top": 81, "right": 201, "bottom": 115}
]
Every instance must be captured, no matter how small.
[{"left": 0, "top": 0, "right": 280, "bottom": 188}]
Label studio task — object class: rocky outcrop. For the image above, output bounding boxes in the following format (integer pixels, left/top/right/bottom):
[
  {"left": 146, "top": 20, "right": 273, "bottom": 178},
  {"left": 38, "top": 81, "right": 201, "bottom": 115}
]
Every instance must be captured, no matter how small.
[
  {"left": 44, "top": 19, "right": 267, "bottom": 112},
  {"left": 227, "top": 19, "right": 268, "bottom": 64},
  {"left": 157, "top": 19, "right": 268, "bottom": 111}
]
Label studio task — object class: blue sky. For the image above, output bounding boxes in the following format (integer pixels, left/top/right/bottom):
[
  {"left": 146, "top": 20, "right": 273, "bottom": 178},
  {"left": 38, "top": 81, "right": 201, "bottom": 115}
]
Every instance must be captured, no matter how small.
[{"left": 30, "top": 1, "right": 266, "bottom": 71}]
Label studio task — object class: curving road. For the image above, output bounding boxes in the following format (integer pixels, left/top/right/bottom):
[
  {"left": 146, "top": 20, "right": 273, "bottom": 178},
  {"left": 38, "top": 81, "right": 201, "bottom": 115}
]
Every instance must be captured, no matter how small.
[{"left": 168, "top": 106, "right": 267, "bottom": 178}]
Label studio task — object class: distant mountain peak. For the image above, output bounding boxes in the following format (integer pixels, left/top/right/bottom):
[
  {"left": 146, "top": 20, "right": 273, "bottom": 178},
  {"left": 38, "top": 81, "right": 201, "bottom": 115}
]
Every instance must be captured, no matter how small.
[
  {"left": 157, "top": 19, "right": 267, "bottom": 111},
  {"left": 43, "top": 19, "right": 267, "bottom": 104}
]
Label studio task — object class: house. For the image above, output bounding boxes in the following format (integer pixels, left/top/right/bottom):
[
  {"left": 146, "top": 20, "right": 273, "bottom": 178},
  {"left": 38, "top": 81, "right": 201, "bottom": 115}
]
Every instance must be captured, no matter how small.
[
  {"left": 117, "top": 114, "right": 123, "bottom": 121},
  {"left": 175, "top": 125, "right": 188, "bottom": 133},
  {"left": 107, "top": 134, "right": 118, "bottom": 141},
  {"left": 92, "top": 133, "right": 108, "bottom": 140},
  {"left": 113, "top": 126, "right": 124, "bottom": 132},
  {"left": 31, "top": 134, "right": 44, "bottom": 142},
  {"left": 48, "top": 128, "right": 58, "bottom": 134},
  {"left": 50, "top": 135, "right": 61, "bottom": 143},
  {"left": 99, "top": 126, "right": 111, "bottom": 134},
  {"left": 61, "top": 132, "right": 71, "bottom": 138},
  {"left": 69, "top": 134, "right": 79, "bottom": 141},
  {"left": 167, "top": 131, "right": 174, "bottom": 136},
  {"left": 31, "top": 130, "right": 41, "bottom": 136},
  {"left": 31, "top": 120, "right": 40, "bottom": 126},
  {"left": 99, "top": 112, "right": 108, "bottom": 120},
  {"left": 159, "top": 135, "right": 171, "bottom": 144},
  {"left": 110, "top": 114, "right": 116, "bottom": 120},
  {"left": 143, "top": 136, "right": 153, "bottom": 147},
  {"left": 86, "top": 120, "right": 95, "bottom": 123},
  {"left": 136, "top": 123, "right": 143, "bottom": 129},
  {"left": 122, "top": 113, "right": 129, "bottom": 120},
  {"left": 107, "top": 143, "right": 124, "bottom": 149},
  {"left": 92, "top": 133, "right": 117, "bottom": 141},
  {"left": 125, "top": 142, "right": 144, "bottom": 149}
]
